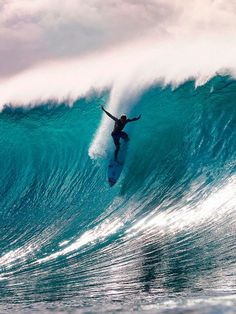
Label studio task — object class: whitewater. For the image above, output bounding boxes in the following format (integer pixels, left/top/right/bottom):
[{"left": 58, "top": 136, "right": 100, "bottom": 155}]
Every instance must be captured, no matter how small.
[{"left": 1, "top": 1, "right": 236, "bottom": 312}]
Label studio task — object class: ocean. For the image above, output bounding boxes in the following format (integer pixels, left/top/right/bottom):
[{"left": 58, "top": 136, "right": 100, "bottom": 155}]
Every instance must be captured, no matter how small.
[{"left": 0, "top": 75, "right": 236, "bottom": 313}]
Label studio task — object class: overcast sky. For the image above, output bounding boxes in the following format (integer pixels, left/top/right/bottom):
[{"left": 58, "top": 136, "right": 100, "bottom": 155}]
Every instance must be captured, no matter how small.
[{"left": 1, "top": 0, "right": 236, "bottom": 77}]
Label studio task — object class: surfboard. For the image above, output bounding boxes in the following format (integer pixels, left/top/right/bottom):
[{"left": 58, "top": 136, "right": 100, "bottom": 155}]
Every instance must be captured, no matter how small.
[{"left": 107, "top": 140, "right": 128, "bottom": 187}]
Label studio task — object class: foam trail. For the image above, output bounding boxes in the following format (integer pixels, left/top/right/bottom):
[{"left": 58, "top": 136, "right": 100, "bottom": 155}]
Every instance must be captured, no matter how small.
[{"left": 88, "top": 75, "right": 141, "bottom": 158}]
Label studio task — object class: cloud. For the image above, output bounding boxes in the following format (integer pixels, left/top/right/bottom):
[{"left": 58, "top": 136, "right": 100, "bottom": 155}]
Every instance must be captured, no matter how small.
[
  {"left": 0, "top": 0, "right": 236, "bottom": 98},
  {"left": 0, "top": 0, "right": 176, "bottom": 76},
  {"left": 3, "top": 0, "right": 236, "bottom": 78}
]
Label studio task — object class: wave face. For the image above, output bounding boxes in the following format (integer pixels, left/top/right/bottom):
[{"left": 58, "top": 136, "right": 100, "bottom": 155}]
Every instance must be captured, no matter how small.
[{"left": 0, "top": 75, "right": 236, "bottom": 313}]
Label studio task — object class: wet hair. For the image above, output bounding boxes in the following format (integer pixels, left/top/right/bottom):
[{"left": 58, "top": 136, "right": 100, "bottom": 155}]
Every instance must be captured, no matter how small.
[{"left": 120, "top": 114, "right": 127, "bottom": 120}]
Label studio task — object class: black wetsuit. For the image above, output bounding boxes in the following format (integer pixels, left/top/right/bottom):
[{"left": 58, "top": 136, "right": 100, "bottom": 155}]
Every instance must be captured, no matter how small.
[
  {"left": 111, "top": 119, "right": 129, "bottom": 145},
  {"left": 101, "top": 107, "right": 140, "bottom": 160}
]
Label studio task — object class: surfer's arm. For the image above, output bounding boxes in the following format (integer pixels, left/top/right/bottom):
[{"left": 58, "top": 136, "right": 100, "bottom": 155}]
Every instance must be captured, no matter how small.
[
  {"left": 101, "top": 106, "right": 118, "bottom": 121},
  {"left": 127, "top": 115, "right": 141, "bottom": 122}
]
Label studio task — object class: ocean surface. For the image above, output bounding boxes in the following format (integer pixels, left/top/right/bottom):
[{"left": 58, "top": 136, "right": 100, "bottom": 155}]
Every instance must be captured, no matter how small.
[{"left": 0, "top": 75, "right": 236, "bottom": 313}]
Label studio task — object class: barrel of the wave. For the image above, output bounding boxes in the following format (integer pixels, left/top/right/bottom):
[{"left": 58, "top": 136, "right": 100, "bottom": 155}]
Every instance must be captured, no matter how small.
[{"left": 107, "top": 140, "right": 128, "bottom": 186}]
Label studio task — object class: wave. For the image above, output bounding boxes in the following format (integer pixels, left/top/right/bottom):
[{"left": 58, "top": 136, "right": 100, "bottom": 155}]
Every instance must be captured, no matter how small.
[{"left": 0, "top": 75, "right": 235, "bottom": 312}]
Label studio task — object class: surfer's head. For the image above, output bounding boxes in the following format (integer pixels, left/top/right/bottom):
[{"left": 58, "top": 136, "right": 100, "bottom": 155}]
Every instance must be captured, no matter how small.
[{"left": 120, "top": 114, "right": 127, "bottom": 122}]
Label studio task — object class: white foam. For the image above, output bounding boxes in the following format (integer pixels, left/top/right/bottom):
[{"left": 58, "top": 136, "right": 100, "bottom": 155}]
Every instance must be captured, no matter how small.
[{"left": 1, "top": 31, "right": 236, "bottom": 157}]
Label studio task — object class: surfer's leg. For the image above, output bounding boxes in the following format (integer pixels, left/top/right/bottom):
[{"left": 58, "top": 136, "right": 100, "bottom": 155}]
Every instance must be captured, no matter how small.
[
  {"left": 114, "top": 143, "right": 120, "bottom": 161},
  {"left": 120, "top": 131, "right": 129, "bottom": 142},
  {"left": 112, "top": 134, "right": 121, "bottom": 161}
]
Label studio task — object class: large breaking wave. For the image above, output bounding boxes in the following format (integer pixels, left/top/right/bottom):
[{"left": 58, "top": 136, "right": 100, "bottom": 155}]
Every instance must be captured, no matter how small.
[{"left": 0, "top": 75, "right": 236, "bottom": 313}]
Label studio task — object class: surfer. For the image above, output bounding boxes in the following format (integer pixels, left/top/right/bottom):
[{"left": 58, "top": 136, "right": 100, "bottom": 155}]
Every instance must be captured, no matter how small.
[{"left": 101, "top": 106, "right": 141, "bottom": 161}]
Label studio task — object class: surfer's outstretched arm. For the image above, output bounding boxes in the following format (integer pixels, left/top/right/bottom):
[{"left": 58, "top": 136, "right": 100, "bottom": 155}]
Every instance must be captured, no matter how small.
[
  {"left": 101, "top": 106, "right": 118, "bottom": 121},
  {"left": 127, "top": 114, "right": 141, "bottom": 122}
]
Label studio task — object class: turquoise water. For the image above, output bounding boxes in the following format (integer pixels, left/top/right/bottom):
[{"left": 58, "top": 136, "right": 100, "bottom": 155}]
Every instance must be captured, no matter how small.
[{"left": 0, "top": 75, "right": 236, "bottom": 313}]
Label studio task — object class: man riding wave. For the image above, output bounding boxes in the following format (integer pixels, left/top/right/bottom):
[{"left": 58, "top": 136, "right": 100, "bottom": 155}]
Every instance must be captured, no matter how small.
[{"left": 101, "top": 106, "right": 141, "bottom": 162}]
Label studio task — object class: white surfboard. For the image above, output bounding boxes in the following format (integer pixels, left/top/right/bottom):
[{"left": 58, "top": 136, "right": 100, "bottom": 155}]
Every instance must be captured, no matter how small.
[{"left": 107, "top": 140, "right": 128, "bottom": 187}]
